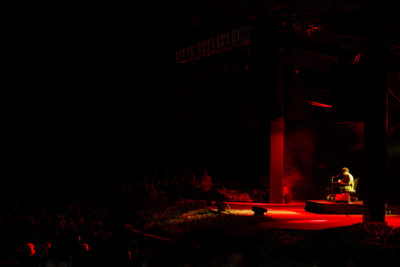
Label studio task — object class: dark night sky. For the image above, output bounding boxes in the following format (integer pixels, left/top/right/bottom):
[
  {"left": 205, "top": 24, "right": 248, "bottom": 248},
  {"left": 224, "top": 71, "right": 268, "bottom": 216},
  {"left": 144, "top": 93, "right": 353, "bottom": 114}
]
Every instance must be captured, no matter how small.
[
  {"left": 3, "top": 3, "right": 174, "bottom": 187},
  {"left": 3, "top": 2, "right": 264, "bottom": 190},
  {"left": 3, "top": 2, "right": 399, "bottom": 195}
]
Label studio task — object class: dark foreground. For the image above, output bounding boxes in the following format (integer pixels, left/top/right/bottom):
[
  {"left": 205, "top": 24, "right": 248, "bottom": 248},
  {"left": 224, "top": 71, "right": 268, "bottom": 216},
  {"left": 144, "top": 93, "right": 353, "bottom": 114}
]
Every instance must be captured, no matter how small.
[{"left": 2, "top": 188, "right": 400, "bottom": 267}]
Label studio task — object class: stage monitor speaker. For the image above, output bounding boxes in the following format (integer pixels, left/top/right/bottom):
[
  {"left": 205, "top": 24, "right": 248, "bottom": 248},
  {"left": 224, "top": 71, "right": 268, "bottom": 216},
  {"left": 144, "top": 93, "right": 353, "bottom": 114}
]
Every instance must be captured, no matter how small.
[{"left": 252, "top": 206, "right": 268, "bottom": 216}]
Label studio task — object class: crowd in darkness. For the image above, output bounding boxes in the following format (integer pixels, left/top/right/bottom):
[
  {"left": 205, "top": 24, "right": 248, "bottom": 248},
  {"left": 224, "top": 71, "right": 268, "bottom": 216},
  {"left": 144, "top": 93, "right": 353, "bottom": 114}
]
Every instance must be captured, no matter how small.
[
  {"left": 0, "top": 169, "right": 213, "bottom": 266},
  {"left": 0, "top": 193, "right": 113, "bottom": 267},
  {"left": 137, "top": 168, "right": 214, "bottom": 208}
]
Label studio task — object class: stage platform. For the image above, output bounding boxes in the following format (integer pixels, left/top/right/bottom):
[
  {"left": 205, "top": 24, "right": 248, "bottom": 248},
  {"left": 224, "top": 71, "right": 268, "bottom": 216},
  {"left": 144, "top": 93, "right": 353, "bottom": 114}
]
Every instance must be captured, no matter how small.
[{"left": 305, "top": 200, "right": 363, "bottom": 214}]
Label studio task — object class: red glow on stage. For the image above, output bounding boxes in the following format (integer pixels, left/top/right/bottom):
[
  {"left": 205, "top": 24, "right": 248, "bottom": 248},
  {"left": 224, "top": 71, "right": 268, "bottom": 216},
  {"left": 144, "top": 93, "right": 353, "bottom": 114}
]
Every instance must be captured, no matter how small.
[
  {"left": 291, "top": 219, "right": 328, "bottom": 223},
  {"left": 128, "top": 251, "right": 132, "bottom": 261},
  {"left": 306, "top": 220, "right": 328, "bottom": 223},
  {"left": 283, "top": 186, "right": 290, "bottom": 195},
  {"left": 26, "top": 243, "right": 36, "bottom": 256},
  {"left": 282, "top": 186, "right": 292, "bottom": 203},
  {"left": 226, "top": 201, "right": 400, "bottom": 230},
  {"left": 270, "top": 117, "right": 284, "bottom": 203},
  {"left": 308, "top": 101, "right": 333, "bottom": 108}
]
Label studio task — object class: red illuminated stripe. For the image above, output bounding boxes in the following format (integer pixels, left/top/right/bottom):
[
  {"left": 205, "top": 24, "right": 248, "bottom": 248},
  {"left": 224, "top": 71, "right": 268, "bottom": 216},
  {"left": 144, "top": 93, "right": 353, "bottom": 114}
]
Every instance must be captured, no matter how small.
[
  {"left": 308, "top": 101, "right": 333, "bottom": 108},
  {"left": 354, "top": 54, "right": 361, "bottom": 64}
]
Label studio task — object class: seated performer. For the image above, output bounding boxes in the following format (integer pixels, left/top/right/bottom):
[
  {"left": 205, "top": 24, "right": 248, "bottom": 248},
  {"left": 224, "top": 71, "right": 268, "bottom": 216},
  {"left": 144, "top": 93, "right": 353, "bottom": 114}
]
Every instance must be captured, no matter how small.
[{"left": 332, "top": 167, "right": 354, "bottom": 194}]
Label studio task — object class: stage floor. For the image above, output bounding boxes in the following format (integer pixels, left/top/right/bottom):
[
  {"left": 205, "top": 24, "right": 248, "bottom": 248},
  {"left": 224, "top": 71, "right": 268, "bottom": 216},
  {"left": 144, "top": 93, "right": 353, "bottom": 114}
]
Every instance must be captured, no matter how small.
[
  {"left": 305, "top": 200, "right": 364, "bottom": 214},
  {"left": 216, "top": 201, "right": 400, "bottom": 230}
]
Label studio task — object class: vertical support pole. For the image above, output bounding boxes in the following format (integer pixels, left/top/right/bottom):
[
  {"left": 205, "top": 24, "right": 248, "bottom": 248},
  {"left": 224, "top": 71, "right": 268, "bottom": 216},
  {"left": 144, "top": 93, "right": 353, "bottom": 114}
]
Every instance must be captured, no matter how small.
[
  {"left": 270, "top": 116, "right": 285, "bottom": 203},
  {"left": 363, "top": 3, "right": 387, "bottom": 223},
  {"left": 269, "top": 46, "right": 286, "bottom": 203}
]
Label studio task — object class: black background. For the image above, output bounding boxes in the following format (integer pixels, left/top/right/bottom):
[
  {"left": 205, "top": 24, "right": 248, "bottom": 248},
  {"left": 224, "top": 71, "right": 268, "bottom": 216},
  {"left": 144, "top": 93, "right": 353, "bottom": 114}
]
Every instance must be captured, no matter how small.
[{"left": 3, "top": 3, "right": 173, "bottom": 190}]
